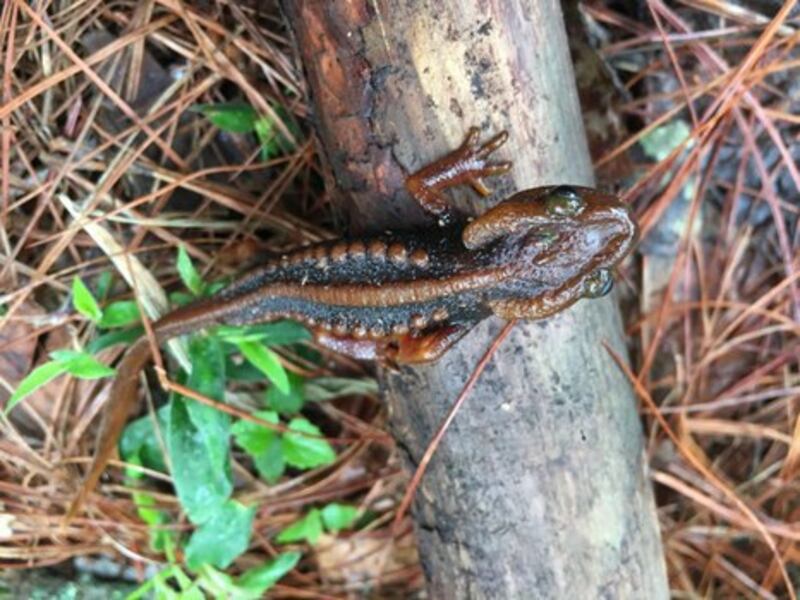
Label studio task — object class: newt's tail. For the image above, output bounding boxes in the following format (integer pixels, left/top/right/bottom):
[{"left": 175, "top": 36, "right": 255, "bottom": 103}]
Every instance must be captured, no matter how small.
[{"left": 65, "top": 335, "right": 155, "bottom": 522}]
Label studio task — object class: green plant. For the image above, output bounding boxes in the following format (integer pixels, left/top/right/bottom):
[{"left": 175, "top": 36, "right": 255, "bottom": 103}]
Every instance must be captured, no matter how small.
[
  {"left": 192, "top": 101, "right": 299, "bottom": 161},
  {"left": 7, "top": 247, "right": 361, "bottom": 595},
  {"left": 126, "top": 550, "right": 301, "bottom": 600},
  {"left": 276, "top": 503, "right": 360, "bottom": 545},
  {"left": 4, "top": 275, "right": 141, "bottom": 413},
  {"left": 113, "top": 248, "right": 327, "bottom": 575}
]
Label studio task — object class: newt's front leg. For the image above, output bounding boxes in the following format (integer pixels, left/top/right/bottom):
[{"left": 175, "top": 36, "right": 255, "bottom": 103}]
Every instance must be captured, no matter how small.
[{"left": 405, "top": 128, "right": 512, "bottom": 223}]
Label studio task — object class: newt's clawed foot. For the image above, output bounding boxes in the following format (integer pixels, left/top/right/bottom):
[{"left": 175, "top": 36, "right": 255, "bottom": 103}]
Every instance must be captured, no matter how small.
[
  {"left": 457, "top": 128, "right": 512, "bottom": 197},
  {"left": 406, "top": 127, "right": 512, "bottom": 220}
]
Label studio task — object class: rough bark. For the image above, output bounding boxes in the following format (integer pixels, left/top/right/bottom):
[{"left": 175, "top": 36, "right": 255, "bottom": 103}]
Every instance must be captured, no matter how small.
[{"left": 281, "top": 1, "right": 669, "bottom": 598}]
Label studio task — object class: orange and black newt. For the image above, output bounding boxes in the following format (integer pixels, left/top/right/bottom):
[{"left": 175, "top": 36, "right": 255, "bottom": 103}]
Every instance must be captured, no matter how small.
[{"left": 67, "top": 129, "right": 637, "bottom": 517}]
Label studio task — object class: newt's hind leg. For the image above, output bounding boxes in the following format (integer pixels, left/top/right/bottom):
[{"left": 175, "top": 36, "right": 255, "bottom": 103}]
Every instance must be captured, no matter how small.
[
  {"left": 314, "top": 325, "right": 472, "bottom": 368},
  {"left": 405, "top": 128, "right": 512, "bottom": 223},
  {"left": 389, "top": 325, "right": 471, "bottom": 365}
]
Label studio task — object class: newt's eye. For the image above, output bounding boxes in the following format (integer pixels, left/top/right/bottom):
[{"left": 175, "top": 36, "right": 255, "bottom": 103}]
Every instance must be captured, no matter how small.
[
  {"left": 583, "top": 269, "right": 613, "bottom": 298},
  {"left": 545, "top": 186, "right": 585, "bottom": 217}
]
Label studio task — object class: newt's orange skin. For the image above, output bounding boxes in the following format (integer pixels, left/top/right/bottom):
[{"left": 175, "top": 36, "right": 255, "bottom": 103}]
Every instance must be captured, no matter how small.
[{"left": 67, "top": 129, "right": 636, "bottom": 518}]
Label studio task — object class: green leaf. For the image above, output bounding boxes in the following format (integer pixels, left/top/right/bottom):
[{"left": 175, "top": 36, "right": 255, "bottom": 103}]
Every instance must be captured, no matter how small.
[
  {"left": 196, "top": 565, "right": 237, "bottom": 598},
  {"left": 168, "top": 563, "right": 195, "bottom": 593},
  {"left": 133, "top": 491, "right": 175, "bottom": 553},
  {"left": 168, "top": 397, "right": 232, "bottom": 524},
  {"left": 127, "top": 566, "right": 184, "bottom": 600},
  {"left": 133, "top": 491, "right": 163, "bottom": 526},
  {"left": 206, "top": 280, "right": 227, "bottom": 295},
  {"left": 218, "top": 321, "right": 311, "bottom": 346},
  {"left": 217, "top": 329, "right": 271, "bottom": 344},
  {"left": 169, "top": 290, "right": 196, "bottom": 306},
  {"left": 254, "top": 117, "right": 276, "bottom": 161},
  {"left": 72, "top": 276, "right": 102, "bottom": 322},
  {"left": 98, "top": 300, "right": 140, "bottom": 328},
  {"left": 258, "top": 320, "right": 311, "bottom": 345},
  {"left": 168, "top": 336, "right": 232, "bottom": 524},
  {"left": 48, "top": 348, "right": 82, "bottom": 362},
  {"left": 253, "top": 437, "right": 285, "bottom": 484},
  {"left": 184, "top": 500, "right": 255, "bottom": 570},
  {"left": 193, "top": 102, "right": 258, "bottom": 134},
  {"left": 85, "top": 326, "right": 144, "bottom": 354},
  {"left": 232, "top": 411, "right": 285, "bottom": 483},
  {"left": 130, "top": 563, "right": 195, "bottom": 598},
  {"left": 120, "top": 406, "right": 170, "bottom": 474},
  {"left": 282, "top": 418, "right": 336, "bottom": 470},
  {"left": 7, "top": 348, "right": 117, "bottom": 413},
  {"left": 253, "top": 105, "right": 299, "bottom": 161},
  {"left": 266, "top": 371, "right": 304, "bottom": 414},
  {"left": 173, "top": 583, "right": 204, "bottom": 600},
  {"left": 276, "top": 508, "right": 323, "bottom": 545},
  {"left": 184, "top": 337, "right": 230, "bottom": 471},
  {"left": 225, "top": 356, "right": 272, "bottom": 382},
  {"left": 231, "top": 411, "right": 279, "bottom": 455},
  {"left": 304, "top": 376, "right": 379, "bottom": 402},
  {"left": 198, "top": 553, "right": 300, "bottom": 600},
  {"left": 57, "top": 351, "right": 116, "bottom": 379},
  {"left": 185, "top": 335, "right": 227, "bottom": 401},
  {"left": 5, "top": 361, "right": 67, "bottom": 413},
  {"left": 640, "top": 120, "right": 691, "bottom": 161},
  {"left": 95, "top": 271, "right": 114, "bottom": 301},
  {"left": 237, "top": 552, "right": 301, "bottom": 597},
  {"left": 237, "top": 341, "right": 290, "bottom": 394},
  {"left": 177, "top": 245, "right": 204, "bottom": 296},
  {"left": 320, "top": 503, "right": 358, "bottom": 533}
]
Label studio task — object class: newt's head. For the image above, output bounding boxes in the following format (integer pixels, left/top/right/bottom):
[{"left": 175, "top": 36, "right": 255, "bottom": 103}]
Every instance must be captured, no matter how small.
[{"left": 464, "top": 185, "right": 637, "bottom": 320}]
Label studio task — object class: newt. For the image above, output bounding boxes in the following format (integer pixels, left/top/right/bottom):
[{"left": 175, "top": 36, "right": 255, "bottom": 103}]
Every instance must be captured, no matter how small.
[{"left": 66, "top": 128, "right": 637, "bottom": 518}]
